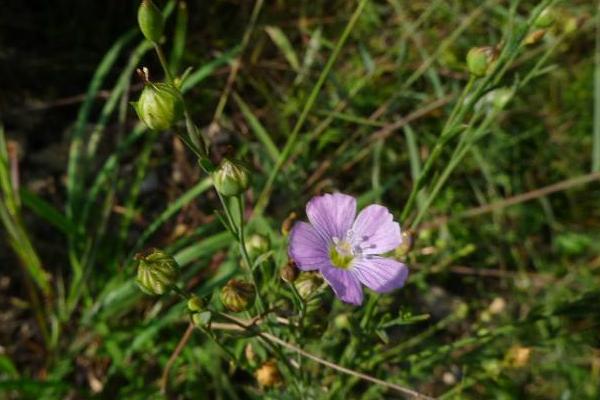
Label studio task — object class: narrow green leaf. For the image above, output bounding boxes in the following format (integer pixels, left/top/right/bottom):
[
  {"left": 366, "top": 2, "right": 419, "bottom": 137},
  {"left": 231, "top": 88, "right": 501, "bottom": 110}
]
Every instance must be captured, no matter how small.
[
  {"left": 265, "top": 26, "right": 300, "bottom": 71},
  {"left": 0, "top": 354, "right": 19, "bottom": 378},
  {"left": 181, "top": 46, "right": 241, "bottom": 93},
  {"left": 169, "top": 0, "right": 188, "bottom": 74},
  {"left": 131, "top": 177, "right": 212, "bottom": 255},
  {"left": 233, "top": 93, "right": 280, "bottom": 162},
  {"left": 174, "top": 231, "right": 233, "bottom": 266},
  {"left": 20, "top": 189, "right": 75, "bottom": 235}
]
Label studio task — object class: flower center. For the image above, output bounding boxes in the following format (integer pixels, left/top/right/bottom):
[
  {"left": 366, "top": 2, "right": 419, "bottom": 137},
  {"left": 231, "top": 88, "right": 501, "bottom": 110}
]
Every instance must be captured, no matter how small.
[{"left": 329, "top": 236, "right": 356, "bottom": 269}]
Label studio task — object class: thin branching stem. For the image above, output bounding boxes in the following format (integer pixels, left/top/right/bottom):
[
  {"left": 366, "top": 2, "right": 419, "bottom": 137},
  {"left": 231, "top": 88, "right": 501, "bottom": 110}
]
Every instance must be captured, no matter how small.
[{"left": 212, "top": 313, "right": 434, "bottom": 399}]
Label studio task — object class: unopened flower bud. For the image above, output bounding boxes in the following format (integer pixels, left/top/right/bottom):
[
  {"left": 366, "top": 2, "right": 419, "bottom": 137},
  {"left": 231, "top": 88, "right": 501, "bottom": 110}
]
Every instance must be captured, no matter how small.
[
  {"left": 294, "top": 272, "right": 322, "bottom": 300},
  {"left": 220, "top": 279, "right": 256, "bottom": 312},
  {"left": 334, "top": 313, "right": 351, "bottom": 330},
  {"left": 133, "top": 82, "right": 184, "bottom": 131},
  {"left": 255, "top": 360, "right": 282, "bottom": 388},
  {"left": 187, "top": 295, "right": 204, "bottom": 313},
  {"left": 280, "top": 260, "right": 298, "bottom": 283},
  {"left": 213, "top": 159, "right": 250, "bottom": 197},
  {"left": 534, "top": 7, "right": 555, "bottom": 29},
  {"left": 561, "top": 16, "right": 578, "bottom": 35},
  {"left": 135, "top": 248, "right": 179, "bottom": 295},
  {"left": 491, "top": 88, "right": 513, "bottom": 110},
  {"left": 245, "top": 234, "right": 270, "bottom": 259},
  {"left": 523, "top": 29, "right": 546, "bottom": 46},
  {"left": 281, "top": 212, "right": 298, "bottom": 236},
  {"left": 453, "top": 301, "right": 469, "bottom": 320},
  {"left": 138, "top": 0, "right": 164, "bottom": 43},
  {"left": 192, "top": 311, "right": 212, "bottom": 328},
  {"left": 395, "top": 230, "right": 415, "bottom": 258},
  {"left": 475, "top": 87, "right": 513, "bottom": 112},
  {"left": 466, "top": 46, "right": 498, "bottom": 77}
]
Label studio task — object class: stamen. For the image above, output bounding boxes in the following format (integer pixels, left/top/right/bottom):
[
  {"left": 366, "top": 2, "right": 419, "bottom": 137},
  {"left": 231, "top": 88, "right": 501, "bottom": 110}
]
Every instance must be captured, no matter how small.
[{"left": 329, "top": 233, "right": 356, "bottom": 269}]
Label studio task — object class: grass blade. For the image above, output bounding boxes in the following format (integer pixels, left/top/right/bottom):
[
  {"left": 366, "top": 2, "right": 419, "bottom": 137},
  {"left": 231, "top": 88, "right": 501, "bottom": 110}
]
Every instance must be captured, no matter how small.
[
  {"left": 20, "top": 189, "right": 75, "bottom": 235},
  {"left": 130, "top": 177, "right": 213, "bottom": 256},
  {"left": 593, "top": 3, "right": 600, "bottom": 172},
  {"left": 265, "top": 25, "right": 300, "bottom": 72},
  {"left": 180, "top": 46, "right": 241, "bottom": 93},
  {"left": 254, "top": 0, "right": 372, "bottom": 217},
  {"left": 169, "top": 0, "right": 189, "bottom": 74},
  {"left": 233, "top": 93, "right": 280, "bottom": 162}
]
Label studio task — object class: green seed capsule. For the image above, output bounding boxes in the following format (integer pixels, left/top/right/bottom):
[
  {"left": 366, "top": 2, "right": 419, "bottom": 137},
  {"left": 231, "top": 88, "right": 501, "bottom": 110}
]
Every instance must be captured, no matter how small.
[
  {"left": 187, "top": 295, "right": 204, "bottom": 313},
  {"left": 466, "top": 46, "right": 498, "bottom": 77},
  {"left": 135, "top": 248, "right": 179, "bottom": 296},
  {"left": 490, "top": 88, "right": 513, "bottom": 110},
  {"left": 240, "top": 234, "right": 271, "bottom": 269},
  {"left": 138, "top": 0, "right": 164, "bottom": 43},
  {"left": 534, "top": 7, "right": 555, "bottom": 29},
  {"left": 133, "top": 82, "right": 184, "bottom": 131},
  {"left": 192, "top": 311, "right": 212, "bottom": 328},
  {"left": 294, "top": 272, "right": 322, "bottom": 300},
  {"left": 280, "top": 261, "right": 298, "bottom": 284},
  {"left": 212, "top": 159, "right": 250, "bottom": 197},
  {"left": 220, "top": 279, "right": 256, "bottom": 312},
  {"left": 246, "top": 234, "right": 270, "bottom": 258}
]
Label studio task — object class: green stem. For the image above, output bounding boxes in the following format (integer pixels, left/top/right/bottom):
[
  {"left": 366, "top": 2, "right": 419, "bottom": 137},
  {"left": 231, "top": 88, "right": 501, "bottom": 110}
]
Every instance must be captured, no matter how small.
[
  {"left": 235, "top": 195, "right": 266, "bottom": 314},
  {"left": 411, "top": 111, "right": 492, "bottom": 228},
  {"left": 400, "top": 76, "right": 476, "bottom": 222},
  {"left": 253, "top": 0, "right": 371, "bottom": 217},
  {"left": 172, "top": 285, "right": 190, "bottom": 300},
  {"left": 216, "top": 312, "right": 298, "bottom": 379},
  {"left": 214, "top": 190, "right": 238, "bottom": 237},
  {"left": 154, "top": 43, "right": 174, "bottom": 84}
]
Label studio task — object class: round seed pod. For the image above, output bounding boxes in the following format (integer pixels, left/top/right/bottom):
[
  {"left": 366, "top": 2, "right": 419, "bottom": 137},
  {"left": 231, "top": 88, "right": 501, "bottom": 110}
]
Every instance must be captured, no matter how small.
[
  {"left": 220, "top": 279, "right": 256, "bottom": 312},
  {"left": 212, "top": 159, "right": 250, "bottom": 197},
  {"left": 135, "top": 248, "right": 179, "bottom": 296},
  {"left": 187, "top": 295, "right": 204, "bottom": 313},
  {"left": 534, "top": 7, "right": 555, "bottom": 29},
  {"left": 245, "top": 234, "right": 270, "bottom": 259},
  {"left": 255, "top": 360, "right": 282, "bottom": 388},
  {"left": 280, "top": 260, "right": 299, "bottom": 284},
  {"left": 192, "top": 311, "right": 212, "bottom": 328},
  {"left": 293, "top": 272, "right": 322, "bottom": 300},
  {"left": 466, "top": 46, "right": 498, "bottom": 77},
  {"left": 133, "top": 82, "right": 184, "bottom": 131}
]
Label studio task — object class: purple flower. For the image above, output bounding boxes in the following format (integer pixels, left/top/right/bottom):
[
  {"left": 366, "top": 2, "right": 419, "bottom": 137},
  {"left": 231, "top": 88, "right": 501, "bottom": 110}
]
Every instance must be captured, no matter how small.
[{"left": 288, "top": 193, "right": 409, "bottom": 305}]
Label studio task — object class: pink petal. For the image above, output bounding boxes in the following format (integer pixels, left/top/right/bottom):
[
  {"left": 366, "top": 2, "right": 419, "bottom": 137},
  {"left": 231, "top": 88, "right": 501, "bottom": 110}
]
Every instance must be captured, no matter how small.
[
  {"left": 351, "top": 257, "right": 408, "bottom": 293},
  {"left": 288, "top": 222, "right": 331, "bottom": 271},
  {"left": 321, "top": 267, "right": 363, "bottom": 305},
  {"left": 351, "top": 204, "right": 401, "bottom": 255},
  {"left": 306, "top": 193, "right": 356, "bottom": 241}
]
